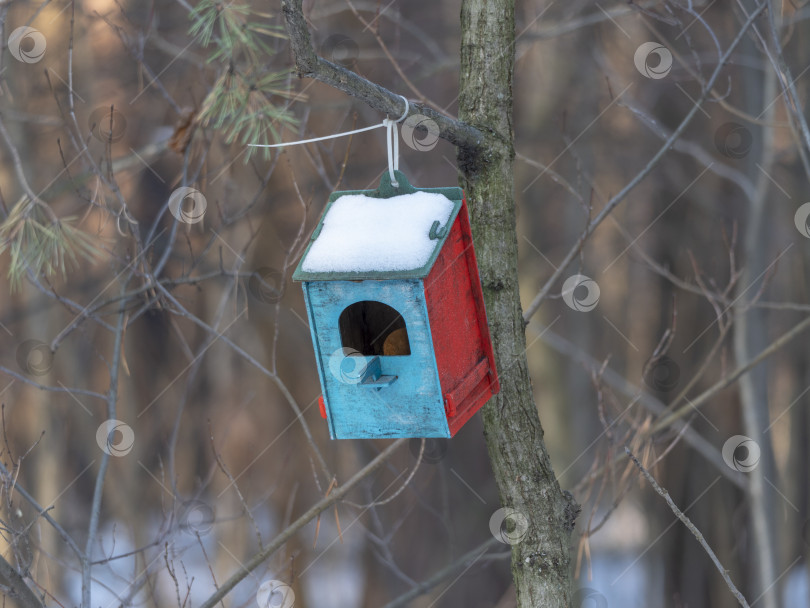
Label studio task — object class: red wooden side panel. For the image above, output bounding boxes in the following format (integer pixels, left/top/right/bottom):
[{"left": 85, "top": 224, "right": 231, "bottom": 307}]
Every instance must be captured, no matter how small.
[{"left": 424, "top": 196, "right": 500, "bottom": 436}]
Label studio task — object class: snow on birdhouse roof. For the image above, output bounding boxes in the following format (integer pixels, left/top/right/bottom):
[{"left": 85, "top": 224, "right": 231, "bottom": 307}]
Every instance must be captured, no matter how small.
[{"left": 295, "top": 188, "right": 461, "bottom": 280}]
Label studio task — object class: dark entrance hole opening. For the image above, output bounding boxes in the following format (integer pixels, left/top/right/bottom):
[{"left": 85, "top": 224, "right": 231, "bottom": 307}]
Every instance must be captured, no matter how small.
[{"left": 339, "top": 301, "right": 411, "bottom": 356}]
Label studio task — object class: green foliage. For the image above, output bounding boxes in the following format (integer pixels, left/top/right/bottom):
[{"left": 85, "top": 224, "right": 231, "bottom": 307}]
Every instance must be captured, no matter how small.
[
  {"left": 0, "top": 198, "right": 101, "bottom": 291},
  {"left": 189, "top": 1, "right": 297, "bottom": 159}
]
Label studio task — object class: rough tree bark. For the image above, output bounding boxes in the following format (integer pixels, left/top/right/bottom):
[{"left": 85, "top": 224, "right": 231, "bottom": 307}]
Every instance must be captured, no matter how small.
[
  {"left": 279, "top": 0, "right": 578, "bottom": 605},
  {"left": 457, "top": 2, "right": 578, "bottom": 606}
]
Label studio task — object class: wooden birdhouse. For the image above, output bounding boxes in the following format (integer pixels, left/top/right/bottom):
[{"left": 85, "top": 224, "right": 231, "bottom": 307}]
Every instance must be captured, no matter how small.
[{"left": 293, "top": 171, "right": 499, "bottom": 439}]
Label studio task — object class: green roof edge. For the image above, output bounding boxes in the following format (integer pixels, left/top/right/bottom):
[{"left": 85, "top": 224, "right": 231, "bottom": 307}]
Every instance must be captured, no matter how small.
[{"left": 292, "top": 171, "right": 463, "bottom": 282}]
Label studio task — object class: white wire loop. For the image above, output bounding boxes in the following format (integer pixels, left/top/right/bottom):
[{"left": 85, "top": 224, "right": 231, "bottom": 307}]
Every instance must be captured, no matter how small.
[
  {"left": 248, "top": 95, "right": 409, "bottom": 150},
  {"left": 383, "top": 118, "right": 400, "bottom": 187},
  {"left": 394, "top": 95, "right": 409, "bottom": 122},
  {"left": 248, "top": 94, "right": 409, "bottom": 188},
  {"left": 385, "top": 96, "right": 407, "bottom": 187}
]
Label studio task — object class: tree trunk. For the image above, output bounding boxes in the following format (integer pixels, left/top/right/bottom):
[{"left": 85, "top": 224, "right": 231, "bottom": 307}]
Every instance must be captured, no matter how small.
[{"left": 458, "top": 1, "right": 578, "bottom": 606}]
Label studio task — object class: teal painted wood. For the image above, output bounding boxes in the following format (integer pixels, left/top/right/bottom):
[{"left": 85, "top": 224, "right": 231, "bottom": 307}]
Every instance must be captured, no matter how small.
[
  {"left": 302, "top": 279, "right": 450, "bottom": 438},
  {"left": 301, "top": 282, "right": 336, "bottom": 438}
]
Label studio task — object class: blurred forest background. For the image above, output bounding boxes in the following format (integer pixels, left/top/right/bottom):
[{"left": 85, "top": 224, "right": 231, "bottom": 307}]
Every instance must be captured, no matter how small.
[{"left": 1, "top": 0, "right": 809, "bottom": 606}]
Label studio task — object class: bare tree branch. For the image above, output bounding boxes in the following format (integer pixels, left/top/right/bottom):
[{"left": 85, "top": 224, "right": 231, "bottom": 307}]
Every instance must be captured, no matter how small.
[
  {"left": 578, "top": 312, "right": 810, "bottom": 489},
  {"left": 383, "top": 536, "right": 504, "bottom": 608},
  {"left": 0, "top": 552, "right": 45, "bottom": 608},
  {"left": 522, "top": 2, "right": 768, "bottom": 324},
  {"left": 626, "top": 448, "right": 751, "bottom": 608},
  {"left": 198, "top": 438, "right": 407, "bottom": 608},
  {"left": 82, "top": 295, "right": 128, "bottom": 608},
  {"left": 535, "top": 325, "right": 746, "bottom": 489},
  {"left": 279, "top": 0, "right": 485, "bottom": 153},
  {"left": 653, "top": 314, "right": 810, "bottom": 434},
  {"left": 0, "top": 461, "right": 85, "bottom": 561}
]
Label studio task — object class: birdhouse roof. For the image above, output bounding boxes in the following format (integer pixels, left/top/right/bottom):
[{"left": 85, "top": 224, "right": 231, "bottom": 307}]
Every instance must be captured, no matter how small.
[{"left": 293, "top": 172, "right": 463, "bottom": 281}]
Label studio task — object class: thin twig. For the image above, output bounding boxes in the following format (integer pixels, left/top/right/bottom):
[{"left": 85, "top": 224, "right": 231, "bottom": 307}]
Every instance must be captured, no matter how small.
[
  {"left": 346, "top": 438, "right": 424, "bottom": 508},
  {"left": 522, "top": 2, "right": 768, "bottom": 323},
  {"left": 197, "top": 439, "right": 407, "bottom": 608},
  {"left": 0, "top": 367, "right": 107, "bottom": 401},
  {"left": 534, "top": 326, "right": 746, "bottom": 489},
  {"left": 625, "top": 447, "right": 751, "bottom": 608},
  {"left": 81, "top": 291, "right": 128, "bottom": 607},
  {"left": 575, "top": 312, "right": 810, "bottom": 489},
  {"left": 382, "top": 537, "right": 504, "bottom": 608},
  {"left": 0, "top": 552, "right": 45, "bottom": 608}
]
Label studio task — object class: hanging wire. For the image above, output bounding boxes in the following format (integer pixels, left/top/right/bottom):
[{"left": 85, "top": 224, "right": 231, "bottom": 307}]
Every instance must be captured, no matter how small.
[
  {"left": 248, "top": 95, "right": 409, "bottom": 190},
  {"left": 248, "top": 95, "right": 409, "bottom": 150},
  {"left": 383, "top": 116, "right": 400, "bottom": 187}
]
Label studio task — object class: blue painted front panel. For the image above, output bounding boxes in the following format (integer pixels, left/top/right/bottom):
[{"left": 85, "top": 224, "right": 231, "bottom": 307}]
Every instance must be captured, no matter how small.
[{"left": 302, "top": 280, "right": 449, "bottom": 439}]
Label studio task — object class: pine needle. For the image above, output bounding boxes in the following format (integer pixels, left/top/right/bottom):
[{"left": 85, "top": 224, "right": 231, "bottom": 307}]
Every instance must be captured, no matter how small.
[
  {"left": 188, "top": 0, "right": 297, "bottom": 160},
  {"left": 0, "top": 197, "right": 102, "bottom": 290}
]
